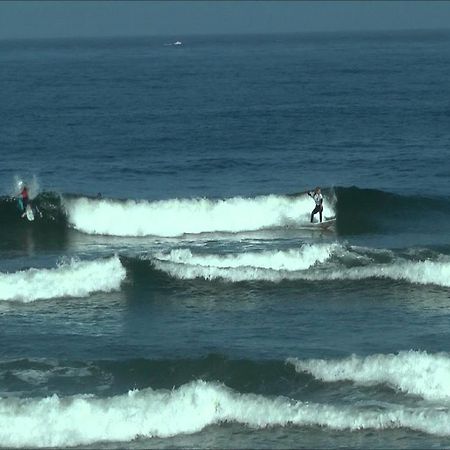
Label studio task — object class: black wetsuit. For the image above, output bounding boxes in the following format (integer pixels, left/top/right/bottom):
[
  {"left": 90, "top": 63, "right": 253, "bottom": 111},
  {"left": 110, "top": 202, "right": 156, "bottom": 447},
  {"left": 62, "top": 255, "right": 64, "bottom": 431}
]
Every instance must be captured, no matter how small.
[{"left": 309, "top": 192, "right": 323, "bottom": 223}]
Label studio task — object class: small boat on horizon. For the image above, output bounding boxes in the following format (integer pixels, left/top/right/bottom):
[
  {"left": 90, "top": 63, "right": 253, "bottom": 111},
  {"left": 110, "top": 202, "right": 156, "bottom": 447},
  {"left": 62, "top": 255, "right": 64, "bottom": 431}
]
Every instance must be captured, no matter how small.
[{"left": 164, "top": 40, "right": 183, "bottom": 47}]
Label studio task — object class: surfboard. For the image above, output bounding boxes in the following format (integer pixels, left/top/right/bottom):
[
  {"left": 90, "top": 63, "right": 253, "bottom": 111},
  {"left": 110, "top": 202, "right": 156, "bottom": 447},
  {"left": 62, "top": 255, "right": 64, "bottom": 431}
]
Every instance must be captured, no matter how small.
[
  {"left": 25, "top": 204, "right": 35, "bottom": 221},
  {"left": 314, "top": 218, "right": 336, "bottom": 229},
  {"left": 300, "top": 218, "right": 336, "bottom": 230}
]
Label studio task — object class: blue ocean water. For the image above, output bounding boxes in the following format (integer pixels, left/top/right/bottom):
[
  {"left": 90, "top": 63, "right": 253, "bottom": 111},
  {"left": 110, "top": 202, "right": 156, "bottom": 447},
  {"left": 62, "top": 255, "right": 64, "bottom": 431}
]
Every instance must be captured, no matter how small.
[{"left": 0, "top": 31, "right": 449, "bottom": 448}]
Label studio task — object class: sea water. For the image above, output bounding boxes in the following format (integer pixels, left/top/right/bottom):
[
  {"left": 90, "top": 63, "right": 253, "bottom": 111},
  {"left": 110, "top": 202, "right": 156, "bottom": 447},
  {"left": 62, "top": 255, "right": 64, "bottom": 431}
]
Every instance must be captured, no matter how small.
[{"left": 0, "top": 31, "right": 449, "bottom": 448}]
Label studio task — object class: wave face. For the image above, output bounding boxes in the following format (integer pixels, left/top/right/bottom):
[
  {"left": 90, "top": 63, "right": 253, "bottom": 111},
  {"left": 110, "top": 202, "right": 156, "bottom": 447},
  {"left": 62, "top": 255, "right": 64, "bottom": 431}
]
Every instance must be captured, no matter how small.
[
  {"left": 1, "top": 187, "right": 448, "bottom": 238},
  {"left": 0, "top": 257, "right": 126, "bottom": 302},
  {"left": 0, "top": 193, "right": 66, "bottom": 227},
  {"left": 287, "top": 350, "right": 450, "bottom": 402},
  {"left": 1, "top": 378, "right": 450, "bottom": 447},
  {"left": 150, "top": 244, "right": 450, "bottom": 287},
  {"left": 63, "top": 194, "right": 335, "bottom": 237},
  {"left": 334, "top": 186, "right": 449, "bottom": 234}
]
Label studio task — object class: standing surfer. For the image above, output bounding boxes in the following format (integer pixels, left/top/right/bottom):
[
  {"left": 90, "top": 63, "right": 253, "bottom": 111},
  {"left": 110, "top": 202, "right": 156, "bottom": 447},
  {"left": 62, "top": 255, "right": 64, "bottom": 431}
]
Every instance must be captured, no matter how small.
[
  {"left": 17, "top": 182, "right": 30, "bottom": 217},
  {"left": 308, "top": 187, "right": 323, "bottom": 223}
]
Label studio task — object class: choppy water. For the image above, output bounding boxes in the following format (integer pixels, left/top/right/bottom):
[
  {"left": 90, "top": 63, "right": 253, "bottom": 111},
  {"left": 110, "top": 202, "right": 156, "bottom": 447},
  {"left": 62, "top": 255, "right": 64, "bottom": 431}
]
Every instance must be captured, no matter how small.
[{"left": 0, "top": 31, "right": 449, "bottom": 448}]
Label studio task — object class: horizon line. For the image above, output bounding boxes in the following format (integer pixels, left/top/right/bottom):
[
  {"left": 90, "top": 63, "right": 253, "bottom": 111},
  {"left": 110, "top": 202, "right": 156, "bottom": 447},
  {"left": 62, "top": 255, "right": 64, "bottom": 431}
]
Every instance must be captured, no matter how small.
[{"left": 1, "top": 26, "right": 450, "bottom": 43}]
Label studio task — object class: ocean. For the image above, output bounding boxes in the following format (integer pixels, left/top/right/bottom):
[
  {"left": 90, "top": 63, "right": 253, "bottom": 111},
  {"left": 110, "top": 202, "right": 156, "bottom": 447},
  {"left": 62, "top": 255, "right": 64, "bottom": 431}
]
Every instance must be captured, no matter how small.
[{"left": 0, "top": 30, "right": 449, "bottom": 448}]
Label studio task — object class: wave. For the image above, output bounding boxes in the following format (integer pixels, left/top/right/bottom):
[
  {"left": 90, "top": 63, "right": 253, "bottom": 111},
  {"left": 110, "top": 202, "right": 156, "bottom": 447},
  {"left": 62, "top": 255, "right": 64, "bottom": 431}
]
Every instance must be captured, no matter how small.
[
  {"left": 150, "top": 244, "right": 450, "bottom": 287},
  {"left": 5, "top": 352, "right": 449, "bottom": 402},
  {"left": 0, "top": 256, "right": 126, "bottom": 302},
  {"left": 0, "top": 193, "right": 67, "bottom": 227},
  {"left": 151, "top": 244, "right": 338, "bottom": 282},
  {"left": 301, "top": 259, "right": 450, "bottom": 287},
  {"left": 0, "top": 379, "right": 449, "bottom": 447},
  {"left": 154, "top": 244, "right": 339, "bottom": 271},
  {"left": 62, "top": 193, "right": 335, "bottom": 237},
  {"left": 0, "top": 354, "right": 297, "bottom": 400},
  {"left": 334, "top": 186, "right": 450, "bottom": 234},
  {"left": 287, "top": 350, "right": 450, "bottom": 402},
  {"left": 1, "top": 187, "right": 448, "bottom": 239},
  {"left": 335, "top": 186, "right": 446, "bottom": 215}
]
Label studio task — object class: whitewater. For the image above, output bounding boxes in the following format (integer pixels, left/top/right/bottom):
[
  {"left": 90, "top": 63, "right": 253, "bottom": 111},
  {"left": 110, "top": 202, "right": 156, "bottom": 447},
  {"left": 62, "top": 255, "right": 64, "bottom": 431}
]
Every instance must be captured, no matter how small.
[
  {"left": 0, "top": 257, "right": 126, "bottom": 302},
  {"left": 150, "top": 245, "right": 450, "bottom": 287},
  {"left": 63, "top": 193, "right": 335, "bottom": 237},
  {"left": 288, "top": 350, "right": 450, "bottom": 401},
  {"left": 2, "top": 376, "right": 450, "bottom": 448}
]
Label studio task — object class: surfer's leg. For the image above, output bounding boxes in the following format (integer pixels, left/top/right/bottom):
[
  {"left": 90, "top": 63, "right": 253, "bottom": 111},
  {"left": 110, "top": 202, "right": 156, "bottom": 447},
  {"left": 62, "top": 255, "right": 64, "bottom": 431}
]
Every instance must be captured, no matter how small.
[
  {"left": 311, "top": 205, "right": 319, "bottom": 223},
  {"left": 319, "top": 207, "right": 323, "bottom": 222}
]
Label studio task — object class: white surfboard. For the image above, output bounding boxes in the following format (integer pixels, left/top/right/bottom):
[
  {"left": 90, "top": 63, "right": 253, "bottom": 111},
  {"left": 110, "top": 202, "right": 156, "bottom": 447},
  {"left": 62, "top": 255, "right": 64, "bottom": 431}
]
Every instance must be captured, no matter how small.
[
  {"left": 301, "top": 218, "right": 336, "bottom": 230},
  {"left": 315, "top": 218, "right": 336, "bottom": 229},
  {"left": 25, "top": 204, "right": 35, "bottom": 221}
]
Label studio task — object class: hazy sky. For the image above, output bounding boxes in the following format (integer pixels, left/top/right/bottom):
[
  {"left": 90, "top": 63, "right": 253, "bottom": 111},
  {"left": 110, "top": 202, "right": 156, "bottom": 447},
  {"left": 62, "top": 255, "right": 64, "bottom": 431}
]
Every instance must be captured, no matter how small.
[{"left": 1, "top": 1, "right": 450, "bottom": 40}]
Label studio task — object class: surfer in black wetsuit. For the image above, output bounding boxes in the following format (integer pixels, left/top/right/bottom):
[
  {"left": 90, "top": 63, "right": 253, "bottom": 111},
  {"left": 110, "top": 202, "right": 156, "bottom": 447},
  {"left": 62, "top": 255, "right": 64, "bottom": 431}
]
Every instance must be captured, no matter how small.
[{"left": 308, "top": 187, "right": 323, "bottom": 223}]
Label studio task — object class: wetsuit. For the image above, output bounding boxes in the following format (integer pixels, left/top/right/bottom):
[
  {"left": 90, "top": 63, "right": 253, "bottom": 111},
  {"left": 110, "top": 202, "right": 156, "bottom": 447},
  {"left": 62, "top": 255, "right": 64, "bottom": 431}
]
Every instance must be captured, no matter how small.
[
  {"left": 18, "top": 187, "right": 29, "bottom": 212},
  {"left": 308, "top": 191, "right": 323, "bottom": 223}
]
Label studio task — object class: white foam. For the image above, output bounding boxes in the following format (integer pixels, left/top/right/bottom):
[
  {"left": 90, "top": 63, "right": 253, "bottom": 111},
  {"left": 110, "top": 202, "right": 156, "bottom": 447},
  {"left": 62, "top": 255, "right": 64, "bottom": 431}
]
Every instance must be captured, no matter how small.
[
  {"left": 152, "top": 244, "right": 339, "bottom": 282},
  {"left": 0, "top": 380, "right": 449, "bottom": 447},
  {"left": 64, "top": 194, "right": 334, "bottom": 237},
  {"left": 11, "top": 366, "right": 98, "bottom": 387},
  {"left": 0, "top": 256, "right": 126, "bottom": 302},
  {"left": 302, "top": 259, "right": 450, "bottom": 287},
  {"left": 158, "top": 244, "right": 339, "bottom": 270},
  {"left": 152, "top": 246, "right": 450, "bottom": 287},
  {"left": 287, "top": 350, "right": 450, "bottom": 401}
]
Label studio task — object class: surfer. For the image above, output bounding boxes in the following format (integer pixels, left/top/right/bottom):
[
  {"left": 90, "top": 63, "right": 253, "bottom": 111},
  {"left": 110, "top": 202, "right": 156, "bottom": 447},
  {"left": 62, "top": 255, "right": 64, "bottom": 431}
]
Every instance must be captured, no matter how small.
[
  {"left": 17, "top": 182, "right": 30, "bottom": 217},
  {"left": 308, "top": 187, "right": 323, "bottom": 223}
]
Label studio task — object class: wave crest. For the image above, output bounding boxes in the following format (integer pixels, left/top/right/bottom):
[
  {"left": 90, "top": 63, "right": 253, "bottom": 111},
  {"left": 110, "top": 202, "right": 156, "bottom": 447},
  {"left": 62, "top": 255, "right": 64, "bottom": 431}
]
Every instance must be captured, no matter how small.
[
  {"left": 150, "top": 245, "right": 450, "bottom": 287},
  {"left": 1, "top": 379, "right": 449, "bottom": 447},
  {"left": 152, "top": 244, "right": 339, "bottom": 282},
  {"left": 287, "top": 350, "right": 450, "bottom": 401},
  {"left": 63, "top": 194, "right": 335, "bottom": 237},
  {"left": 0, "top": 256, "right": 126, "bottom": 302}
]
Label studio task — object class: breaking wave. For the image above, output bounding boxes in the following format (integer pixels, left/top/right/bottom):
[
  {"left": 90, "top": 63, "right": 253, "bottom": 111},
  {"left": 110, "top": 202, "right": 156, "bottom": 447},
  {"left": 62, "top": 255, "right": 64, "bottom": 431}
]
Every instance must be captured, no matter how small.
[
  {"left": 152, "top": 244, "right": 339, "bottom": 282},
  {"left": 287, "top": 350, "right": 450, "bottom": 402},
  {"left": 0, "top": 256, "right": 126, "bottom": 302},
  {"left": 150, "top": 244, "right": 450, "bottom": 287},
  {"left": 63, "top": 193, "right": 335, "bottom": 237},
  {"left": 1, "top": 379, "right": 449, "bottom": 447},
  {"left": 154, "top": 244, "right": 339, "bottom": 271},
  {"left": 301, "top": 259, "right": 450, "bottom": 287},
  {"left": 1, "top": 187, "right": 448, "bottom": 238}
]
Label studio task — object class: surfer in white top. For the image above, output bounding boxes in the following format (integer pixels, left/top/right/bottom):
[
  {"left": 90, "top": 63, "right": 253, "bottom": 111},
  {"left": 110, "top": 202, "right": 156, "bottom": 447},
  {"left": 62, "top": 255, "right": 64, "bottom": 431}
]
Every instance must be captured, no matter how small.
[{"left": 308, "top": 187, "right": 323, "bottom": 223}]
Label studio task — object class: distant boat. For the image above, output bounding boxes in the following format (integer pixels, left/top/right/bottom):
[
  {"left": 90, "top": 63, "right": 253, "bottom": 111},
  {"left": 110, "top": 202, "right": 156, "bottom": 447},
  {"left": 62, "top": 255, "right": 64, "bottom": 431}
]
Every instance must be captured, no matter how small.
[{"left": 164, "top": 41, "right": 183, "bottom": 47}]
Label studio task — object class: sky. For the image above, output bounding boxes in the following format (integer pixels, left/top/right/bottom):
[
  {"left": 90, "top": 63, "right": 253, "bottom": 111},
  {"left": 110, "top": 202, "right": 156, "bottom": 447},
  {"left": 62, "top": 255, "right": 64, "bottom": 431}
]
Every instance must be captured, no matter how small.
[{"left": 0, "top": 1, "right": 450, "bottom": 40}]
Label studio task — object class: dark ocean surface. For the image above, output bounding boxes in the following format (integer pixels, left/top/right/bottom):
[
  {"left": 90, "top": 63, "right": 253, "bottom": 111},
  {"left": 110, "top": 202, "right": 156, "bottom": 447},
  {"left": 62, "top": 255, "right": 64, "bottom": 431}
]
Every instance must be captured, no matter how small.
[{"left": 0, "top": 30, "right": 449, "bottom": 448}]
